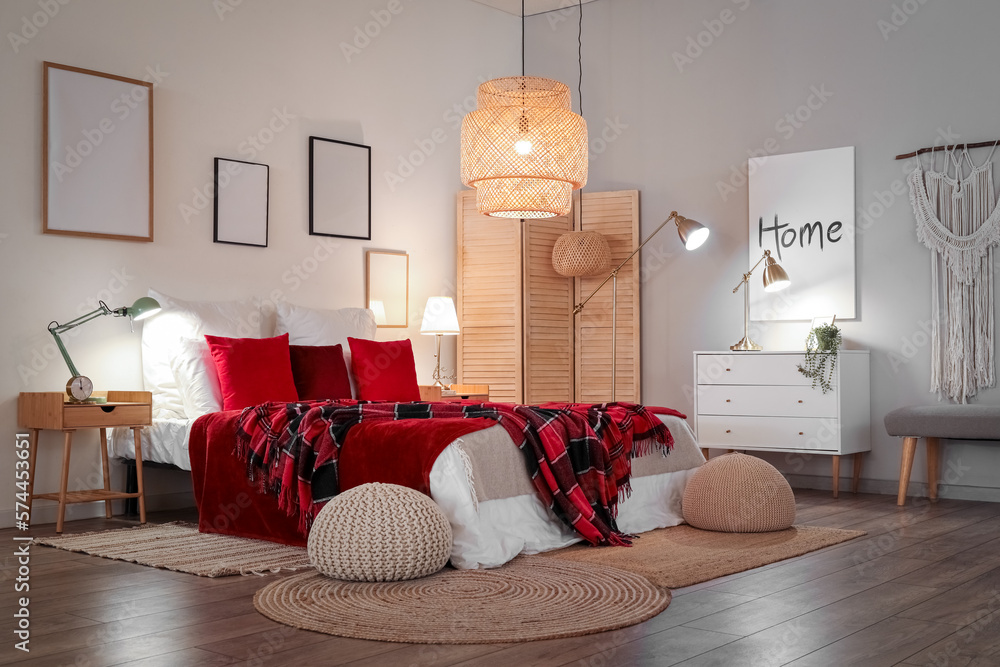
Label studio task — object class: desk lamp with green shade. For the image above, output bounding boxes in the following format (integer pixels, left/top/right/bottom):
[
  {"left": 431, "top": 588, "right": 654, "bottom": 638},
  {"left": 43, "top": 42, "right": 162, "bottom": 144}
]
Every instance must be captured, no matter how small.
[{"left": 47, "top": 296, "right": 161, "bottom": 402}]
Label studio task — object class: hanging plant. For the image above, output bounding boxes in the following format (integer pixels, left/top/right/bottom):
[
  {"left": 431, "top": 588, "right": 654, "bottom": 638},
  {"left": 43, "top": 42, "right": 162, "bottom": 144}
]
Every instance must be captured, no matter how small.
[{"left": 797, "top": 324, "right": 842, "bottom": 393}]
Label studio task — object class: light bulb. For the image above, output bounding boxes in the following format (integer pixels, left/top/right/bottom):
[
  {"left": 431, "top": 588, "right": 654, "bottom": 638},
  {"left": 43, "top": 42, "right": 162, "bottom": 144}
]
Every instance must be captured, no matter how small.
[
  {"left": 514, "top": 139, "right": 533, "bottom": 155},
  {"left": 764, "top": 279, "right": 790, "bottom": 293},
  {"left": 684, "top": 227, "right": 710, "bottom": 251}
]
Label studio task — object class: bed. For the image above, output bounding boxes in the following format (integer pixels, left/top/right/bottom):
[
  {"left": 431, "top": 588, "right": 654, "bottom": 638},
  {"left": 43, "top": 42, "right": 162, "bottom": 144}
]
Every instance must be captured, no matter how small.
[{"left": 109, "top": 289, "right": 705, "bottom": 569}]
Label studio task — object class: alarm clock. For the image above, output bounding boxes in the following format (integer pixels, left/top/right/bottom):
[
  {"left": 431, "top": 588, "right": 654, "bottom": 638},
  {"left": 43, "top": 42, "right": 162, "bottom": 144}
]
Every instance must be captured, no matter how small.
[{"left": 66, "top": 375, "right": 94, "bottom": 402}]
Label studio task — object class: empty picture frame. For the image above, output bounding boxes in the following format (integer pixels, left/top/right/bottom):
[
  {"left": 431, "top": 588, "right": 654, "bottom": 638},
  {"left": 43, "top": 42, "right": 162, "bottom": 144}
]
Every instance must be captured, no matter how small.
[
  {"left": 309, "top": 136, "right": 371, "bottom": 240},
  {"left": 214, "top": 158, "right": 268, "bottom": 247},
  {"left": 366, "top": 251, "right": 408, "bottom": 328},
  {"left": 43, "top": 62, "right": 153, "bottom": 242}
]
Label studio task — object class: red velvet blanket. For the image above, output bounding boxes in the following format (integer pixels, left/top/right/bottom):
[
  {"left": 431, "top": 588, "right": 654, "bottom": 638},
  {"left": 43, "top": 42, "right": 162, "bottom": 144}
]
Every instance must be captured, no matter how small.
[
  {"left": 235, "top": 400, "right": 672, "bottom": 546},
  {"left": 189, "top": 410, "right": 492, "bottom": 546},
  {"left": 338, "top": 418, "right": 494, "bottom": 494},
  {"left": 189, "top": 410, "right": 306, "bottom": 546}
]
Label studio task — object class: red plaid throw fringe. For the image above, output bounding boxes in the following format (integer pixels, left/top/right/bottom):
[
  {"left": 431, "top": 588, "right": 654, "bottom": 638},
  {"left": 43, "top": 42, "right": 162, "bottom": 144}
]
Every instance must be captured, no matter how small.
[{"left": 234, "top": 400, "right": 673, "bottom": 546}]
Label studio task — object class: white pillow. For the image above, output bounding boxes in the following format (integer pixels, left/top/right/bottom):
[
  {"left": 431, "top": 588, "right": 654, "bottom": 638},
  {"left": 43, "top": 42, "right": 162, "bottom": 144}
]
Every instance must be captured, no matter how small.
[
  {"left": 170, "top": 337, "right": 222, "bottom": 418},
  {"left": 274, "top": 302, "right": 377, "bottom": 397},
  {"left": 141, "top": 288, "right": 263, "bottom": 419}
]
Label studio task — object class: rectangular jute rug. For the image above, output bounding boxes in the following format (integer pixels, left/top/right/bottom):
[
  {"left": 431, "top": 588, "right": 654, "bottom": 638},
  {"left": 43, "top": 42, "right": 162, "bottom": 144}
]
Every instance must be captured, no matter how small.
[
  {"left": 33, "top": 522, "right": 311, "bottom": 577},
  {"left": 540, "top": 524, "right": 865, "bottom": 589}
]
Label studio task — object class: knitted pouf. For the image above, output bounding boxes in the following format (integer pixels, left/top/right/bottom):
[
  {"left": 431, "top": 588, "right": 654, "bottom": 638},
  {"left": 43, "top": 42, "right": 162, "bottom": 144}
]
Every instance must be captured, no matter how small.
[
  {"left": 307, "top": 483, "right": 453, "bottom": 582},
  {"left": 682, "top": 453, "right": 796, "bottom": 532}
]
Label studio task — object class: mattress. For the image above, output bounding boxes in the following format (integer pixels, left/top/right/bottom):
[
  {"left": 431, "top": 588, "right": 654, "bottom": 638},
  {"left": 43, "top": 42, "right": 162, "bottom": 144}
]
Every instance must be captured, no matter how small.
[{"left": 110, "top": 413, "right": 704, "bottom": 569}]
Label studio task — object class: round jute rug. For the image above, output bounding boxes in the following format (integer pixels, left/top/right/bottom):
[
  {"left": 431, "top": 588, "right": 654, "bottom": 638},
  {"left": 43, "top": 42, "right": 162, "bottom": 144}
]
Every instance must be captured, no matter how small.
[{"left": 253, "top": 557, "right": 670, "bottom": 644}]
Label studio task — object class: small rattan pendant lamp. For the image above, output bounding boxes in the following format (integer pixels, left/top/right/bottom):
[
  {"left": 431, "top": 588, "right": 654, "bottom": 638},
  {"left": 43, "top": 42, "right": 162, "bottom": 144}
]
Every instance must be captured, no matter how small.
[
  {"left": 551, "top": 230, "right": 610, "bottom": 277},
  {"left": 460, "top": 1, "right": 588, "bottom": 218}
]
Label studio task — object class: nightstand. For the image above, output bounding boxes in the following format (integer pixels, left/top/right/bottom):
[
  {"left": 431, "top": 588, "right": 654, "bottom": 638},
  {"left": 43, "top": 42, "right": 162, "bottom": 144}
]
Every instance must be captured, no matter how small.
[
  {"left": 419, "top": 384, "right": 491, "bottom": 402},
  {"left": 17, "top": 391, "right": 152, "bottom": 532}
]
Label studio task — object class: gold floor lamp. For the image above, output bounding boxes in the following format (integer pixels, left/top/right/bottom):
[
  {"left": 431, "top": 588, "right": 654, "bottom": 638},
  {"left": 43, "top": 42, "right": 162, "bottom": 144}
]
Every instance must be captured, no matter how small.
[{"left": 553, "top": 211, "right": 710, "bottom": 401}]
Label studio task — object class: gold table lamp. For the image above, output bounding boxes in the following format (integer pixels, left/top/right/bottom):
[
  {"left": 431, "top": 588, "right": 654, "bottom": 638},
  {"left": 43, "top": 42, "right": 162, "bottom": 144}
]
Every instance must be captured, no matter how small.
[{"left": 731, "top": 250, "right": 790, "bottom": 351}]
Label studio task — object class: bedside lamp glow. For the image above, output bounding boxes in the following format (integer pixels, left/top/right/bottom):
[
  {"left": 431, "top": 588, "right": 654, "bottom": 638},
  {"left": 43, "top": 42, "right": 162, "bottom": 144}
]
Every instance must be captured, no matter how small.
[
  {"left": 731, "top": 250, "right": 791, "bottom": 351},
  {"left": 48, "top": 297, "right": 162, "bottom": 402},
  {"left": 420, "top": 296, "right": 460, "bottom": 388}
]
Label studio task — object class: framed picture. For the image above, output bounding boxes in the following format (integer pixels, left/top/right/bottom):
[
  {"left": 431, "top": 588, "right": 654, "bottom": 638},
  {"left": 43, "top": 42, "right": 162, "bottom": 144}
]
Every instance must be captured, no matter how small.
[
  {"left": 365, "top": 250, "right": 408, "bottom": 328},
  {"left": 748, "top": 146, "right": 856, "bottom": 320},
  {"left": 309, "top": 136, "right": 371, "bottom": 240},
  {"left": 213, "top": 158, "right": 268, "bottom": 247},
  {"left": 43, "top": 62, "right": 153, "bottom": 242}
]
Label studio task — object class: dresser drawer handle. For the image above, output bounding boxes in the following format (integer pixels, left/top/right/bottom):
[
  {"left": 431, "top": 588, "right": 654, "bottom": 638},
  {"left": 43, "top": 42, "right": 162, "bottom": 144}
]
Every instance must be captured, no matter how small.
[
  {"left": 797, "top": 400, "right": 803, "bottom": 404},
  {"left": 726, "top": 399, "right": 731, "bottom": 403},
  {"left": 725, "top": 368, "right": 731, "bottom": 372},
  {"left": 798, "top": 432, "right": 804, "bottom": 435},
  {"left": 725, "top": 429, "right": 731, "bottom": 434}
]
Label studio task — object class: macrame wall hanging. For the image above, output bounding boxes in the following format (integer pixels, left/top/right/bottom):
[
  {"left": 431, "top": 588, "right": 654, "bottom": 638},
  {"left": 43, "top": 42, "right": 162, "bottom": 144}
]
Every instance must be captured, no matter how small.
[{"left": 905, "top": 141, "right": 1000, "bottom": 402}]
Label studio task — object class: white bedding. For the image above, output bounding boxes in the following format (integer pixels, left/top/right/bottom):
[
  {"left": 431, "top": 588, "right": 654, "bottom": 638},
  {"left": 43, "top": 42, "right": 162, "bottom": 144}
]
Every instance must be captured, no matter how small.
[
  {"left": 434, "top": 414, "right": 701, "bottom": 568},
  {"left": 110, "top": 417, "right": 194, "bottom": 470},
  {"left": 110, "top": 413, "right": 703, "bottom": 569}
]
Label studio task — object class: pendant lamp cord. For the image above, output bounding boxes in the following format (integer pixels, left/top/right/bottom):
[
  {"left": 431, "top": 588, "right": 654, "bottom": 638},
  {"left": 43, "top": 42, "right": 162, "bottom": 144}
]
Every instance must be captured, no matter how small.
[
  {"left": 521, "top": 0, "right": 525, "bottom": 76},
  {"left": 577, "top": 0, "right": 583, "bottom": 118},
  {"left": 577, "top": 0, "right": 585, "bottom": 227}
]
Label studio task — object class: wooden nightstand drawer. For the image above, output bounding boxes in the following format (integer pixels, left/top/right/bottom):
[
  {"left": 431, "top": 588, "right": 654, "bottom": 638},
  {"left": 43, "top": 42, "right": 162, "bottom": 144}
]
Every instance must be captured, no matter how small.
[
  {"left": 62, "top": 403, "right": 151, "bottom": 428},
  {"left": 696, "top": 384, "right": 837, "bottom": 418},
  {"left": 18, "top": 391, "right": 152, "bottom": 430},
  {"left": 420, "top": 384, "right": 491, "bottom": 402},
  {"left": 441, "top": 393, "right": 490, "bottom": 402}
]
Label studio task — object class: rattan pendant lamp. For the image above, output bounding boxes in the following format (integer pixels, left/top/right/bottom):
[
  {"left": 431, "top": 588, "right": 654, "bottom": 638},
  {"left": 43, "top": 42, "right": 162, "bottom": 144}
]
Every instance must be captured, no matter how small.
[{"left": 460, "top": 1, "right": 588, "bottom": 218}]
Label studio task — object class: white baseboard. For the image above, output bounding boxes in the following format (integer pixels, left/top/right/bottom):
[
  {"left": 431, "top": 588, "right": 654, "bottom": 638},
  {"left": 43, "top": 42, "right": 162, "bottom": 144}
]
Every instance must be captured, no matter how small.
[
  {"left": 0, "top": 491, "right": 195, "bottom": 530},
  {"left": 785, "top": 473, "right": 1000, "bottom": 504}
]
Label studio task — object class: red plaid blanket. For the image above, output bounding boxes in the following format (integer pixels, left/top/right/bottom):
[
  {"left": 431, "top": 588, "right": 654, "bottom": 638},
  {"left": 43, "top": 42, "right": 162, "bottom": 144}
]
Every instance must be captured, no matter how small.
[{"left": 234, "top": 400, "right": 673, "bottom": 546}]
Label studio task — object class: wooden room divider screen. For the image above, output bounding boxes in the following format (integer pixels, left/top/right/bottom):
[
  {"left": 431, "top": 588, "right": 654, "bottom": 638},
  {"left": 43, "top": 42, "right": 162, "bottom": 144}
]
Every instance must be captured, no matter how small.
[{"left": 456, "top": 189, "right": 640, "bottom": 404}]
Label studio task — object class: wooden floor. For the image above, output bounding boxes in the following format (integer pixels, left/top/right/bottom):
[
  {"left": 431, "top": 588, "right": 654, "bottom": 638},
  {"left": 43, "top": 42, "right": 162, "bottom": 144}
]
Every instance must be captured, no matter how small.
[{"left": 3, "top": 489, "right": 1000, "bottom": 666}]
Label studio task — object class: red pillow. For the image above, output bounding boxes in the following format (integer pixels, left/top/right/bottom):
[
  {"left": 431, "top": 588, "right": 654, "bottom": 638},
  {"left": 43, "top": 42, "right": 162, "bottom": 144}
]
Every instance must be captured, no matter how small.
[
  {"left": 204, "top": 333, "right": 298, "bottom": 411},
  {"left": 347, "top": 337, "right": 421, "bottom": 402},
  {"left": 289, "top": 344, "right": 352, "bottom": 400}
]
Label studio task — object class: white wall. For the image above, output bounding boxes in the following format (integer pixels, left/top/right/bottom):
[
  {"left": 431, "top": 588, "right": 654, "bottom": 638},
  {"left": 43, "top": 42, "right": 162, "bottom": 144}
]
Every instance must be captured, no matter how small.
[
  {"left": 0, "top": 0, "right": 519, "bottom": 526},
  {"left": 529, "top": 0, "right": 1000, "bottom": 500},
  {"left": 6, "top": 0, "right": 999, "bottom": 531}
]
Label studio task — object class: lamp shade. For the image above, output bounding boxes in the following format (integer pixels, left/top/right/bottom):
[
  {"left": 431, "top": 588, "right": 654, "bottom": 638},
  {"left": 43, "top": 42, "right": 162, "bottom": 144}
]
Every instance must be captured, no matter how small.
[
  {"left": 762, "top": 256, "right": 791, "bottom": 292},
  {"left": 126, "top": 297, "right": 161, "bottom": 321},
  {"left": 461, "top": 77, "right": 588, "bottom": 218},
  {"left": 676, "top": 216, "right": 710, "bottom": 251},
  {"left": 551, "top": 231, "right": 611, "bottom": 277},
  {"left": 420, "top": 297, "right": 460, "bottom": 335}
]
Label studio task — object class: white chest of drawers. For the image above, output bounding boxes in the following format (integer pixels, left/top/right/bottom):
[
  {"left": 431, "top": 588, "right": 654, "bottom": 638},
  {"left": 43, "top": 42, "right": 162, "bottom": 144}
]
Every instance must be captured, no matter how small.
[{"left": 693, "top": 351, "right": 871, "bottom": 497}]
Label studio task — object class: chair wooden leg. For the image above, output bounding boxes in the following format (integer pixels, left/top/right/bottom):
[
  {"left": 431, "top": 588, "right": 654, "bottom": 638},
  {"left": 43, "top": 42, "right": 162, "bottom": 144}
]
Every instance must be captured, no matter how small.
[
  {"left": 832, "top": 455, "right": 840, "bottom": 499},
  {"left": 852, "top": 452, "right": 863, "bottom": 494},
  {"left": 898, "top": 437, "right": 918, "bottom": 506},
  {"left": 926, "top": 437, "right": 940, "bottom": 502},
  {"left": 701, "top": 448, "right": 710, "bottom": 461}
]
